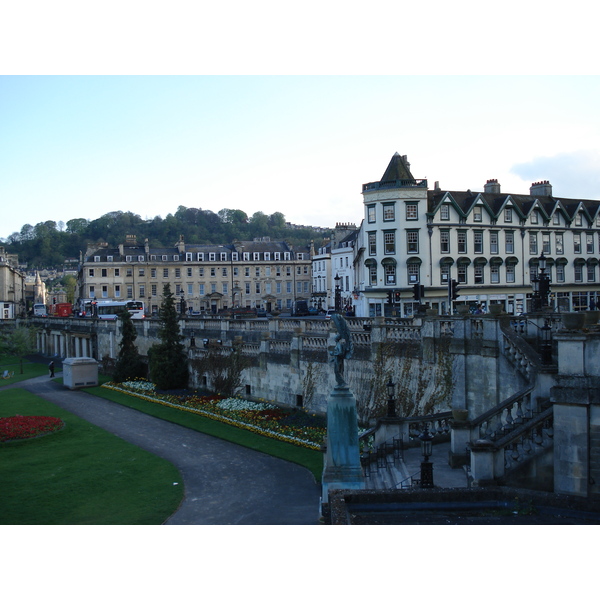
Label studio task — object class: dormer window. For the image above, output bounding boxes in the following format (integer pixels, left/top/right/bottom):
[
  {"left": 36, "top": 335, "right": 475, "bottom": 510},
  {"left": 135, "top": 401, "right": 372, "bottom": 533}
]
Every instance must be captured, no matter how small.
[
  {"left": 504, "top": 208, "right": 513, "bottom": 223},
  {"left": 94, "top": 255, "right": 101, "bottom": 262},
  {"left": 220, "top": 252, "right": 227, "bottom": 261},
  {"left": 209, "top": 253, "right": 216, "bottom": 261},
  {"left": 473, "top": 206, "right": 482, "bottom": 222},
  {"left": 531, "top": 211, "right": 538, "bottom": 224},
  {"left": 440, "top": 204, "right": 450, "bottom": 220},
  {"left": 575, "top": 213, "right": 583, "bottom": 226}
]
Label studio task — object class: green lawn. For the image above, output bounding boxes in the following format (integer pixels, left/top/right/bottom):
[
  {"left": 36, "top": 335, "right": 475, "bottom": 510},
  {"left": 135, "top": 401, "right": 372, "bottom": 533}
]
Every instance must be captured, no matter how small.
[
  {"left": 0, "top": 389, "right": 183, "bottom": 525},
  {"left": 0, "top": 356, "right": 50, "bottom": 386},
  {"left": 86, "top": 385, "right": 324, "bottom": 481}
]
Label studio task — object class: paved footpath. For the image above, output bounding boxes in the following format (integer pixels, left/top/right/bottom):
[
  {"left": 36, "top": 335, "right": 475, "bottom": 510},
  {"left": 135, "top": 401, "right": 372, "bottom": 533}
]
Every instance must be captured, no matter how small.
[{"left": 5, "top": 374, "right": 322, "bottom": 525}]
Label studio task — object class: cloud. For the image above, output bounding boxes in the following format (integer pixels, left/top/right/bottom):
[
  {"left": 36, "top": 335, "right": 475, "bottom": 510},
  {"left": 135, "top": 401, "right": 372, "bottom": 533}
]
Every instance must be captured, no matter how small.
[{"left": 510, "top": 150, "right": 600, "bottom": 200}]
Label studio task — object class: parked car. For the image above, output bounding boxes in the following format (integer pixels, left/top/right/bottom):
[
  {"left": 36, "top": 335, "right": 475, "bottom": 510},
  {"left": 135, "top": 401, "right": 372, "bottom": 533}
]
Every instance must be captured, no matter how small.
[{"left": 307, "top": 306, "right": 319, "bottom": 315}]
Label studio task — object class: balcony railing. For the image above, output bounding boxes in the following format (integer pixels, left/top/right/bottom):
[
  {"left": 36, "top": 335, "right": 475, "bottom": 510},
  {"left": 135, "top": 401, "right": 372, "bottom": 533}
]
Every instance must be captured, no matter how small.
[{"left": 362, "top": 179, "right": 428, "bottom": 192}]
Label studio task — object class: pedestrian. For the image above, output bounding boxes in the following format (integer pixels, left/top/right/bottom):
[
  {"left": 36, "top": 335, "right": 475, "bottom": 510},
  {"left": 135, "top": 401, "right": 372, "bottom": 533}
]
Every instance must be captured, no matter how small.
[{"left": 49, "top": 361, "right": 55, "bottom": 378}]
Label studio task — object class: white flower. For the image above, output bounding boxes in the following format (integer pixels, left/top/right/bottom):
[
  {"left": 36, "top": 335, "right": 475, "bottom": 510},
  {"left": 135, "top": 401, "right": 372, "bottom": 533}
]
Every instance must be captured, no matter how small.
[{"left": 216, "top": 398, "right": 266, "bottom": 411}]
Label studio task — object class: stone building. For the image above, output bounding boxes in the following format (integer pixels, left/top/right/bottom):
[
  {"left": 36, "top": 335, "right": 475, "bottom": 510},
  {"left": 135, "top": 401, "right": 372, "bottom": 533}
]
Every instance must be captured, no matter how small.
[
  {"left": 0, "top": 247, "right": 25, "bottom": 319},
  {"left": 353, "top": 153, "right": 600, "bottom": 318},
  {"left": 78, "top": 235, "right": 312, "bottom": 315}
]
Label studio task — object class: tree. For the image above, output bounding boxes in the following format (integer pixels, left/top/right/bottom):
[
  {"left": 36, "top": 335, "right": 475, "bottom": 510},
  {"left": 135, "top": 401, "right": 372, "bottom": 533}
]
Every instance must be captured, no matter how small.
[
  {"left": 0, "top": 326, "right": 37, "bottom": 374},
  {"left": 113, "top": 309, "right": 146, "bottom": 383},
  {"left": 148, "top": 284, "right": 188, "bottom": 389}
]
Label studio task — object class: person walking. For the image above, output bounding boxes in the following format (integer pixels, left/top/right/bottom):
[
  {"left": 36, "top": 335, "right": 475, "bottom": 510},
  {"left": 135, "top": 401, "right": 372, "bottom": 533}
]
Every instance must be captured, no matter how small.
[{"left": 49, "top": 361, "right": 55, "bottom": 378}]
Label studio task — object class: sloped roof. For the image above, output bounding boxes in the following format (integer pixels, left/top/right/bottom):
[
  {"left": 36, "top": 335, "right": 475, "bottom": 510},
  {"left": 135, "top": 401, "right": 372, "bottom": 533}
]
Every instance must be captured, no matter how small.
[{"left": 380, "top": 152, "right": 415, "bottom": 183}]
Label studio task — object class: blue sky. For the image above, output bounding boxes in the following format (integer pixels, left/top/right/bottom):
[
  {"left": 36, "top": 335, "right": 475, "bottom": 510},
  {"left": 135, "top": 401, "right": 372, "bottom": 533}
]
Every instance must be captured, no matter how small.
[{"left": 2, "top": 75, "right": 600, "bottom": 241}]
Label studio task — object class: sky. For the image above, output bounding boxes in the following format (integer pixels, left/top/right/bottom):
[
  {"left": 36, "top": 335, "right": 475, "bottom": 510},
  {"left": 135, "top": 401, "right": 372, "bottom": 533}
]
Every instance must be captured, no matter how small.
[
  {"left": 2, "top": 3, "right": 600, "bottom": 243},
  {"left": 2, "top": 74, "right": 600, "bottom": 241}
]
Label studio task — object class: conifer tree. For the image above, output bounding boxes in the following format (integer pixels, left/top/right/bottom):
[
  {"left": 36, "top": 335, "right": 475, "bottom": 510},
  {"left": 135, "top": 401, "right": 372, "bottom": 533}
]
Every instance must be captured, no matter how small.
[
  {"left": 148, "top": 284, "right": 189, "bottom": 389},
  {"left": 113, "top": 309, "right": 146, "bottom": 382}
]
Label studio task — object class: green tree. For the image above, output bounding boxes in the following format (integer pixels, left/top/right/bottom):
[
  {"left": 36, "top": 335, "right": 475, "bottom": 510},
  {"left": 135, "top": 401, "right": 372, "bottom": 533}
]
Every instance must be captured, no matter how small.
[
  {"left": 0, "top": 326, "right": 37, "bottom": 374},
  {"left": 148, "top": 284, "right": 189, "bottom": 389},
  {"left": 113, "top": 309, "right": 146, "bottom": 383}
]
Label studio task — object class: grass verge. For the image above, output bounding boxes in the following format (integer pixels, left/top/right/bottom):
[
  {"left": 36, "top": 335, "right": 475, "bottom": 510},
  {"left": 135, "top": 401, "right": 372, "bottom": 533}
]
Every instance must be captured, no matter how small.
[
  {"left": 0, "top": 389, "right": 183, "bottom": 525},
  {"left": 86, "top": 385, "right": 324, "bottom": 481},
  {"left": 0, "top": 357, "right": 50, "bottom": 387}
]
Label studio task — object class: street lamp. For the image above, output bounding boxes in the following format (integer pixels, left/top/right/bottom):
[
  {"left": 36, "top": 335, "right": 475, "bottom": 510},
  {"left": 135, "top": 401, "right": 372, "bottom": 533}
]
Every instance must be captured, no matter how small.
[
  {"left": 419, "top": 423, "right": 434, "bottom": 488},
  {"left": 541, "top": 319, "right": 552, "bottom": 365},
  {"left": 386, "top": 378, "right": 396, "bottom": 418},
  {"left": 334, "top": 274, "right": 341, "bottom": 312},
  {"left": 538, "top": 253, "right": 550, "bottom": 310}
]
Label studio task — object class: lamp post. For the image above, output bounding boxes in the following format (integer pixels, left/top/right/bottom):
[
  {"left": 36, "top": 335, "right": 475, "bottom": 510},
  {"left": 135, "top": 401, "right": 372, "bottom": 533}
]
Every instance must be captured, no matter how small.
[
  {"left": 538, "top": 253, "right": 550, "bottom": 310},
  {"left": 419, "top": 423, "right": 434, "bottom": 488},
  {"left": 334, "top": 274, "right": 341, "bottom": 312},
  {"left": 386, "top": 378, "right": 396, "bottom": 418}
]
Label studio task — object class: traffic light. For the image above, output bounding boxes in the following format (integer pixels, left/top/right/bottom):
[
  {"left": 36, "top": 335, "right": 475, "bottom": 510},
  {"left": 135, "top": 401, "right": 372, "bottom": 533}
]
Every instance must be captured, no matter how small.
[
  {"left": 394, "top": 290, "right": 401, "bottom": 302},
  {"left": 451, "top": 279, "right": 460, "bottom": 300},
  {"left": 387, "top": 290, "right": 393, "bottom": 304},
  {"left": 412, "top": 284, "right": 424, "bottom": 302}
]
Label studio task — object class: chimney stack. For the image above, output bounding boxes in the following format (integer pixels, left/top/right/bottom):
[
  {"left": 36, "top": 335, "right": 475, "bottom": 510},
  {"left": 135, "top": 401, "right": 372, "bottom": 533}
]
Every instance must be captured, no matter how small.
[
  {"left": 530, "top": 180, "right": 552, "bottom": 196},
  {"left": 484, "top": 179, "right": 501, "bottom": 194}
]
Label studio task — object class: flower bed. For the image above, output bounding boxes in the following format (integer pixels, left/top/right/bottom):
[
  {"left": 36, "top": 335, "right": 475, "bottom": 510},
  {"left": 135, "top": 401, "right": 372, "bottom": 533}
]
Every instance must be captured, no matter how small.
[
  {"left": 0, "top": 415, "right": 65, "bottom": 443},
  {"left": 104, "top": 380, "right": 326, "bottom": 450}
]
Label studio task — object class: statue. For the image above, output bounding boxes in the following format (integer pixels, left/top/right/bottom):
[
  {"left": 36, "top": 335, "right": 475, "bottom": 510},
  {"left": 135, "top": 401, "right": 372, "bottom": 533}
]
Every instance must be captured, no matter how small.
[{"left": 329, "top": 313, "right": 354, "bottom": 388}]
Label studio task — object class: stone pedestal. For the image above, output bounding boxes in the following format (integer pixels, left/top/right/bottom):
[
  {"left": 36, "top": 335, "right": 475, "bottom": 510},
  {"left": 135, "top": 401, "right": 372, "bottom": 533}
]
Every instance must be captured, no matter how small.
[{"left": 322, "top": 385, "right": 364, "bottom": 505}]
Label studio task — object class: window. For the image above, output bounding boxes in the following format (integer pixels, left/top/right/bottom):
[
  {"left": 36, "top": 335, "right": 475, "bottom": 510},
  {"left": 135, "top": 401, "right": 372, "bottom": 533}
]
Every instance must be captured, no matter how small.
[
  {"left": 274, "top": 252, "right": 281, "bottom": 261},
  {"left": 173, "top": 255, "right": 179, "bottom": 262},
  {"left": 139, "top": 285, "right": 145, "bottom": 298},
  {"left": 457, "top": 231, "right": 467, "bottom": 253},
  {"left": 587, "top": 265, "right": 596, "bottom": 282},
  {"left": 440, "top": 264, "right": 449, "bottom": 284},
  {"left": 556, "top": 233, "right": 564, "bottom": 254},
  {"left": 253, "top": 252, "right": 260, "bottom": 261},
  {"left": 162, "top": 255, "right": 168, "bottom": 261},
  {"left": 474, "top": 231, "right": 483, "bottom": 253},
  {"left": 199, "top": 284, "right": 205, "bottom": 296},
  {"left": 440, "top": 230, "right": 450, "bottom": 253},
  {"left": 245, "top": 283, "right": 250, "bottom": 295},
  {"left": 199, "top": 267, "right": 204, "bottom": 277},
  {"left": 458, "top": 264, "right": 467, "bottom": 284},
  {"left": 491, "top": 265, "right": 500, "bottom": 284},
  {"left": 89, "top": 286, "right": 95, "bottom": 298},
  {"left": 186, "top": 252, "right": 193, "bottom": 261},
  {"left": 405, "top": 203, "right": 418, "bottom": 220},
  {"left": 506, "top": 264, "right": 515, "bottom": 283},
  {"left": 175, "top": 268, "right": 181, "bottom": 278},
  {"left": 574, "top": 233, "right": 582, "bottom": 253},
  {"left": 187, "top": 284, "right": 193, "bottom": 296},
  {"left": 383, "top": 203, "right": 395, "bottom": 221},
  {"left": 102, "top": 285, "right": 108, "bottom": 298},
  {"left": 440, "top": 204, "right": 450, "bottom": 220},
  {"left": 406, "top": 230, "right": 419, "bottom": 253},
  {"left": 531, "top": 211, "right": 538, "bottom": 224},
  {"left": 187, "top": 267, "right": 192, "bottom": 277},
  {"left": 115, "top": 268, "right": 120, "bottom": 277},
  {"left": 264, "top": 252, "right": 271, "bottom": 261},
  {"left": 256, "top": 282, "right": 261, "bottom": 294},
  {"left": 384, "top": 231, "right": 395, "bottom": 254},
  {"left": 210, "top": 267, "right": 216, "bottom": 277},
  {"left": 473, "top": 206, "right": 482, "bottom": 222},
  {"left": 211, "top": 283, "right": 217, "bottom": 293},
  {"left": 126, "top": 268, "right": 133, "bottom": 277},
  {"left": 127, "top": 256, "right": 133, "bottom": 263},
  {"left": 575, "top": 264, "right": 583, "bottom": 282},
  {"left": 138, "top": 255, "right": 144, "bottom": 262},
  {"left": 276, "top": 282, "right": 281, "bottom": 294},
  {"left": 163, "top": 268, "right": 169, "bottom": 278},
  {"left": 255, "top": 267, "right": 260, "bottom": 277},
  {"left": 367, "top": 204, "right": 376, "bottom": 223},
  {"left": 553, "top": 212, "right": 560, "bottom": 225},
  {"left": 220, "top": 252, "right": 227, "bottom": 261},
  {"left": 505, "top": 231, "right": 514, "bottom": 254},
  {"left": 542, "top": 233, "right": 551, "bottom": 254},
  {"left": 384, "top": 264, "right": 396, "bottom": 285},
  {"left": 138, "top": 269, "right": 145, "bottom": 277},
  {"left": 529, "top": 232, "right": 538, "bottom": 255},
  {"left": 115, "top": 285, "right": 121, "bottom": 298},
  {"left": 197, "top": 253, "right": 204, "bottom": 261},
  {"left": 369, "top": 264, "right": 377, "bottom": 286},
  {"left": 368, "top": 232, "right": 377, "bottom": 255},
  {"left": 407, "top": 263, "right": 419, "bottom": 284},
  {"left": 232, "top": 252, "right": 239, "bottom": 261},
  {"left": 286, "top": 281, "right": 292, "bottom": 294},
  {"left": 222, "top": 268, "right": 228, "bottom": 277},
  {"left": 107, "top": 256, "right": 113, "bottom": 262},
  {"left": 575, "top": 213, "right": 582, "bottom": 226},
  {"left": 88, "top": 268, "right": 94, "bottom": 277},
  {"left": 474, "top": 265, "right": 484, "bottom": 284},
  {"left": 127, "top": 285, "right": 133, "bottom": 299},
  {"left": 587, "top": 234, "right": 594, "bottom": 253},
  {"left": 504, "top": 207, "right": 513, "bottom": 222},
  {"left": 101, "top": 268, "right": 108, "bottom": 277},
  {"left": 490, "top": 231, "right": 498, "bottom": 254},
  {"left": 223, "top": 282, "right": 229, "bottom": 295},
  {"left": 556, "top": 264, "right": 565, "bottom": 283},
  {"left": 94, "top": 255, "right": 101, "bottom": 262}
]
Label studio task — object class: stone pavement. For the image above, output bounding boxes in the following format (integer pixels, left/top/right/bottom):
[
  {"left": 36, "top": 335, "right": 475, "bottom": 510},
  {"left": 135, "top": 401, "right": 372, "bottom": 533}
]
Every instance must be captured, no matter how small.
[{"left": 3, "top": 373, "right": 322, "bottom": 525}]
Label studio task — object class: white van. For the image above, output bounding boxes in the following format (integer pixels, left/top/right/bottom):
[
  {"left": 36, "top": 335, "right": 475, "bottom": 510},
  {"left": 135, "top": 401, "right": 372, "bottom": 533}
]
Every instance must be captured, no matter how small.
[{"left": 33, "top": 303, "right": 48, "bottom": 317}]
